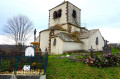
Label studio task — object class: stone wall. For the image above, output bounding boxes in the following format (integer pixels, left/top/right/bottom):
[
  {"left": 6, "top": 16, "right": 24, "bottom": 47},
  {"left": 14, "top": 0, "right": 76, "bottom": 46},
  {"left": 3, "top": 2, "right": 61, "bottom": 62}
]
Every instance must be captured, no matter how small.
[
  {"left": 51, "top": 37, "right": 63, "bottom": 55},
  {"left": 40, "top": 31, "right": 50, "bottom": 52},
  {"left": 88, "top": 30, "right": 104, "bottom": 51},
  {"left": 68, "top": 2, "right": 81, "bottom": 26},
  {"left": 62, "top": 42, "right": 81, "bottom": 52},
  {"left": 49, "top": 2, "right": 67, "bottom": 27}
]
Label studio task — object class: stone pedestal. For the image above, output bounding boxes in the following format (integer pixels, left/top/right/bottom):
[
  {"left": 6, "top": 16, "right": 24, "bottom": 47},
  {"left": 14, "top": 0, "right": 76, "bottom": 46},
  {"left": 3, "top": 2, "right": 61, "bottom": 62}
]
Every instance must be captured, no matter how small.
[{"left": 103, "top": 45, "right": 111, "bottom": 55}]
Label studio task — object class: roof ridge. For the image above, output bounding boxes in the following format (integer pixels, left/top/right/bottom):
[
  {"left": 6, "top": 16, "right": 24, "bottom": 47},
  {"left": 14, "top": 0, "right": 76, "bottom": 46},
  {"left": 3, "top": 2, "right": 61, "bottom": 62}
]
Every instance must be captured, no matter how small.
[{"left": 88, "top": 29, "right": 99, "bottom": 37}]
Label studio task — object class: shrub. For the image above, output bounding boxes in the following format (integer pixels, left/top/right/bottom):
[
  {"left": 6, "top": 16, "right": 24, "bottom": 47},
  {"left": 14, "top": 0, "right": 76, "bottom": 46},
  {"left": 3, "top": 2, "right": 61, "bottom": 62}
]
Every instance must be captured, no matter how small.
[
  {"left": 111, "top": 47, "right": 120, "bottom": 54},
  {"left": 83, "top": 57, "right": 95, "bottom": 66},
  {"left": 0, "top": 59, "right": 10, "bottom": 72},
  {"left": 83, "top": 53, "right": 120, "bottom": 68}
]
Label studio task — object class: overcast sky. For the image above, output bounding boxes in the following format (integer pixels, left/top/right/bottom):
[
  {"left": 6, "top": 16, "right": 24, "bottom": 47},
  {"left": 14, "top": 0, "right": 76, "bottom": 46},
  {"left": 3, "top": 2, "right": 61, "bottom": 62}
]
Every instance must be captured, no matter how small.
[{"left": 0, "top": 0, "right": 120, "bottom": 45}]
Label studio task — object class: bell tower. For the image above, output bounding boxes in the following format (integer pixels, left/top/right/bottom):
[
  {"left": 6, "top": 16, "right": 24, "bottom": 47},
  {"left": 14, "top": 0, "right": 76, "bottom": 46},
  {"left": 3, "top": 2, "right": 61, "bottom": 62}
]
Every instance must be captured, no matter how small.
[{"left": 48, "top": 1, "right": 81, "bottom": 28}]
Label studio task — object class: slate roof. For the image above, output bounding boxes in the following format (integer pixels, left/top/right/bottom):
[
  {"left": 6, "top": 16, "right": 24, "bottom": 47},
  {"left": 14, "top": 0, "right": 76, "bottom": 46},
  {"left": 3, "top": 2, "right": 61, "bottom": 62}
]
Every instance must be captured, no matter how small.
[
  {"left": 79, "top": 29, "right": 99, "bottom": 39},
  {"left": 40, "top": 25, "right": 66, "bottom": 33},
  {"left": 49, "top": 1, "right": 81, "bottom": 11},
  {"left": 55, "top": 32, "right": 82, "bottom": 43},
  {"left": 54, "top": 29, "right": 99, "bottom": 42}
]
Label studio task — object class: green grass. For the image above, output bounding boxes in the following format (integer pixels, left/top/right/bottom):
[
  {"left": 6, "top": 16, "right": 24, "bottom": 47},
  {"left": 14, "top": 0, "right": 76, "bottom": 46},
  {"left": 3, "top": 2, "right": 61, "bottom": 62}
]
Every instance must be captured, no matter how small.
[
  {"left": 46, "top": 55, "right": 120, "bottom": 79},
  {"left": 111, "top": 47, "right": 120, "bottom": 54}
]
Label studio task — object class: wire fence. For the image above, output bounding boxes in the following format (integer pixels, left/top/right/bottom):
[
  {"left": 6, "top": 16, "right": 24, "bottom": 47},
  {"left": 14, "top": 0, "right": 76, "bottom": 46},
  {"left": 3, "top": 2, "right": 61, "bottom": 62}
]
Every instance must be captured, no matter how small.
[{"left": 0, "top": 53, "right": 48, "bottom": 75}]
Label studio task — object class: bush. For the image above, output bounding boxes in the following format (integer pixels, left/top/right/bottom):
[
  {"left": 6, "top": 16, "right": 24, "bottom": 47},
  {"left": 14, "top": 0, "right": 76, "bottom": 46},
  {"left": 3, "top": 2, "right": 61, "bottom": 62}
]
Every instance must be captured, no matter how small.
[
  {"left": 83, "top": 53, "right": 120, "bottom": 68},
  {"left": 0, "top": 59, "right": 10, "bottom": 72},
  {"left": 111, "top": 47, "right": 120, "bottom": 54}
]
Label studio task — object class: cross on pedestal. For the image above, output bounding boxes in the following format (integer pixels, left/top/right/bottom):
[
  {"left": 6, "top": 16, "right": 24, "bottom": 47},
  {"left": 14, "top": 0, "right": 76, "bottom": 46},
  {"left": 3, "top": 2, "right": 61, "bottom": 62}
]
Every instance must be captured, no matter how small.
[
  {"left": 89, "top": 46, "right": 94, "bottom": 58},
  {"left": 104, "top": 40, "right": 109, "bottom": 46},
  {"left": 34, "top": 29, "right": 37, "bottom": 42}
]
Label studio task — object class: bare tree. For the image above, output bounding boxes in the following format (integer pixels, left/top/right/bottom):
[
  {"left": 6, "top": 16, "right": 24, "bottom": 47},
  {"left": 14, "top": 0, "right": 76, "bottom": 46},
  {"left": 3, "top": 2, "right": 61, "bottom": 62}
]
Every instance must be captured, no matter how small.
[{"left": 4, "top": 15, "right": 34, "bottom": 45}]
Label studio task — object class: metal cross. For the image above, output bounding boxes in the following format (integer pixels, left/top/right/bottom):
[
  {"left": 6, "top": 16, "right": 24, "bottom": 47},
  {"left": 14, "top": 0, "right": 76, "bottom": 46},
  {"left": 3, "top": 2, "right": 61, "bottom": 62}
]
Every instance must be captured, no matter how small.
[
  {"left": 104, "top": 40, "right": 109, "bottom": 46},
  {"left": 89, "top": 46, "right": 94, "bottom": 58}
]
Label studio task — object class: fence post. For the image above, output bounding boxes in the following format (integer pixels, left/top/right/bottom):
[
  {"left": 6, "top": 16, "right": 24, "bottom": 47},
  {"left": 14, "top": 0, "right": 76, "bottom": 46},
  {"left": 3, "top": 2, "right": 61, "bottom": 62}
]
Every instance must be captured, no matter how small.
[
  {"left": 43, "top": 49, "right": 48, "bottom": 75},
  {"left": 0, "top": 56, "right": 1, "bottom": 65},
  {"left": 14, "top": 57, "right": 18, "bottom": 75}
]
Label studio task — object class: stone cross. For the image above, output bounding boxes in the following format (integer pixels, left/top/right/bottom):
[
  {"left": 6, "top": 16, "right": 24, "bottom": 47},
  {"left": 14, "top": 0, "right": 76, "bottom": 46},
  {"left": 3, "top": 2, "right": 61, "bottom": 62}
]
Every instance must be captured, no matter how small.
[{"left": 34, "top": 29, "right": 37, "bottom": 42}]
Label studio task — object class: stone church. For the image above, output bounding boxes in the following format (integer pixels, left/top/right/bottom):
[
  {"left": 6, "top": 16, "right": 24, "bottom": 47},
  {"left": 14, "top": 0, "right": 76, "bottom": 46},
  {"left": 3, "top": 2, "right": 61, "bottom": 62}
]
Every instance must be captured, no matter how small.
[{"left": 36, "top": 1, "right": 105, "bottom": 55}]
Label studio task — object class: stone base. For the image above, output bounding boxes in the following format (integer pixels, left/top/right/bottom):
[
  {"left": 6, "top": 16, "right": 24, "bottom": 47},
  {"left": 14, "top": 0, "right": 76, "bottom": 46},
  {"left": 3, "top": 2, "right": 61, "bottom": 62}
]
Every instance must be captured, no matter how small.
[{"left": 0, "top": 74, "right": 46, "bottom": 79}]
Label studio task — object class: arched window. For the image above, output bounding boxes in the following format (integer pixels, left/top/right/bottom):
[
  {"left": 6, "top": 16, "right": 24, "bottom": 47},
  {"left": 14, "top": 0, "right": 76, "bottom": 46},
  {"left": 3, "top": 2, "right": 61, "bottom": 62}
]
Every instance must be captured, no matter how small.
[
  {"left": 53, "top": 38, "right": 56, "bottom": 46},
  {"left": 58, "top": 9, "right": 62, "bottom": 17},
  {"left": 53, "top": 11, "right": 58, "bottom": 19},
  {"left": 72, "top": 10, "right": 76, "bottom": 18},
  {"left": 96, "top": 37, "right": 98, "bottom": 45}
]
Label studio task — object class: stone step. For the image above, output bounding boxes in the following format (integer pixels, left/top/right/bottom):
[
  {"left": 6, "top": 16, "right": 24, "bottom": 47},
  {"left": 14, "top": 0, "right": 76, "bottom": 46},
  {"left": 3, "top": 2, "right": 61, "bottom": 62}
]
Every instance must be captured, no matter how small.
[
  {"left": 0, "top": 75, "right": 11, "bottom": 79},
  {"left": 16, "top": 75, "right": 40, "bottom": 79},
  {"left": 0, "top": 75, "right": 46, "bottom": 79}
]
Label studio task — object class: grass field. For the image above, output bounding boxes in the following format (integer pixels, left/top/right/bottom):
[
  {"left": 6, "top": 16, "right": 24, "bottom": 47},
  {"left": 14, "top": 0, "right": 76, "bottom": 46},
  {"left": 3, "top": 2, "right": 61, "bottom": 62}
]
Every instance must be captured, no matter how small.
[{"left": 46, "top": 53, "right": 120, "bottom": 79}]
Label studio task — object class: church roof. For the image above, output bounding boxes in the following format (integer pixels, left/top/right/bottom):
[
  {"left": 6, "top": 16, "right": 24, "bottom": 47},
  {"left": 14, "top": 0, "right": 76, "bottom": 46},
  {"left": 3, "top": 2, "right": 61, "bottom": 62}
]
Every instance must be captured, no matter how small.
[
  {"left": 79, "top": 29, "right": 99, "bottom": 39},
  {"left": 49, "top": 1, "right": 81, "bottom": 11},
  {"left": 89, "top": 29, "right": 99, "bottom": 36},
  {"left": 40, "top": 25, "right": 66, "bottom": 33},
  {"left": 53, "top": 29, "right": 99, "bottom": 42},
  {"left": 48, "top": 25, "right": 67, "bottom": 31},
  {"left": 54, "top": 29, "right": 99, "bottom": 42},
  {"left": 55, "top": 32, "right": 83, "bottom": 43}
]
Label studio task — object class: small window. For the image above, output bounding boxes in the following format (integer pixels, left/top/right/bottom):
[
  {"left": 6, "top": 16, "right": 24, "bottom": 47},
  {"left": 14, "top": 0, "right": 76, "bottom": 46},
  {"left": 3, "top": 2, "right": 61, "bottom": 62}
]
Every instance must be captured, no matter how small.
[
  {"left": 96, "top": 37, "right": 98, "bottom": 45},
  {"left": 53, "top": 11, "right": 58, "bottom": 19},
  {"left": 58, "top": 9, "right": 62, "bottom": 17},
  {"left": 53, "top": 38, "right": 56, "bottom": 46},
  {"left": 72, "top": 10, "right": 76, "bottom": 18}
]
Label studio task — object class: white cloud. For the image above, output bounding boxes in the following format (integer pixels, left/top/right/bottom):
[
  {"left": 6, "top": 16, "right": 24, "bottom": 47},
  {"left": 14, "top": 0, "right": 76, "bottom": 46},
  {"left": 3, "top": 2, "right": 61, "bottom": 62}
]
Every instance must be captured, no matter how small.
[
  {"left": 1, "top": 28, "right": 120, "bottom": 45},
  {"left": 0, "top": 28, "right": 43, "bottom": 45},
  {"left": 0, "top": 34, "right": 34, "bottom": 45},
  {"left": 99, "top": 28, "right": 120, "bottom": 43},
  {"left": 0, "top": 35, "right": 14, "bottom": 45},
  {"left": 0, "top": 0, "right": 120, "bottom": 44}
]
